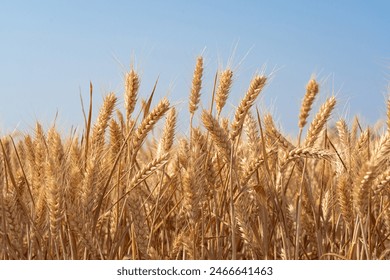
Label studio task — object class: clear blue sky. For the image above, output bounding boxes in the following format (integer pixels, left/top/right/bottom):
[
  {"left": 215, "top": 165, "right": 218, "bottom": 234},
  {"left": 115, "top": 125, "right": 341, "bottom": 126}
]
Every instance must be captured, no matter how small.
[{"left": 0, "top": 0, "right": 389, "bottom": 135}]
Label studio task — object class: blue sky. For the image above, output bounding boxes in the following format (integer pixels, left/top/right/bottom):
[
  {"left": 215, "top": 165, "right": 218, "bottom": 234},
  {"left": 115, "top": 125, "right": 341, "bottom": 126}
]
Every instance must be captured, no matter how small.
[{"left": 0, "top": 0, "right": 389, "bottom": 135}]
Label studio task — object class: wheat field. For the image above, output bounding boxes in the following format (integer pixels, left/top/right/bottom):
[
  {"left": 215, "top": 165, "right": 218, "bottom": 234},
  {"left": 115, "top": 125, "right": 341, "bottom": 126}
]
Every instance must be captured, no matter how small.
[{"left": 1, "top": 56, "right": 390, "bottom": 260}]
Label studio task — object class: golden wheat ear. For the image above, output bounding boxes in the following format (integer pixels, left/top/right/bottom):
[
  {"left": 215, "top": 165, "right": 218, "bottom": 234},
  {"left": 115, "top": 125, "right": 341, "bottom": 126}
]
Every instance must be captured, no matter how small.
[
  {"left": 303, "top": 96, "right": 336, "bottom": 147},
  {"left": 157, "top": 107, "right": 176, "bottom": 157},
  {"left": 189, "top": 56, "right": 203, "bottom": 116},
  {"left": 132, "top": 98, "right": 170, "bottom": 155},
  {"left": 215, "top": 69, "right": 233, "bottom": 117},
  {"left": 91, "top": 93, "right": 117, "bottom": 154},
  {"left": 124, "top": 68, "right": 140, "bottom": 122},
  {"left": 298, "top": 78, "right": 319, "bottom": 145},
  {"left": 230, "top": 75, "right": 266, "bottom": 141},
  {"left": 201, "top": 109, "right": 231, "bottom": 163}
]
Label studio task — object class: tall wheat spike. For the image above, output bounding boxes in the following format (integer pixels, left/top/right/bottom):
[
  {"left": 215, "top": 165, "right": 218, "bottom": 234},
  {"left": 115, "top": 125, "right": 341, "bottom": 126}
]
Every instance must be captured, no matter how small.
[
  {"left": 189, "top": 56, "right": 203, "bottom": 116},
  {"left": 215, "top": 69, "right": 233, "bottom": 117},
  {"left": 298, "top": 79, "right": 319, "bottom": 145},
  {"left": 201, "top": 109, "right": 231, "bottom": 163},
  {"left": 303, "top": 96, "right": 336, "bottom": 147},
  {"left": 230, "top": 75, "right": 267, "bottom": 141},
  {"left": 124, "top": 68, "right": 140, "bottom": 122},
  {"left": 353, "top": 132, "right": 390, "bottom": 217},
  {"left": 132, "top": 98, "right": 170, "bottom": 154}
]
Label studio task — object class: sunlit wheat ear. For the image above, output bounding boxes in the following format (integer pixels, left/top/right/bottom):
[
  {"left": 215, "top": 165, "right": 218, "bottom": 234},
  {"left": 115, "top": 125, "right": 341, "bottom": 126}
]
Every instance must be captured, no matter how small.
[
  {"left": 353, "top": 132, "right": 390, "bottom": 217},
  {"left": 128, "top": 193, "right": 149, "bottom": 259},
  {"left": 189, "top": 56, "right": 203, "bottom": 116},
  {"left": 46, "top": 127, "right": 65, "bottom": 236},
  {"left": 336, "top": 119, "right": 350, "bottom": 150},
  {"left": 235, "top": 195, "right": 260, "bottom": 258},
  {"left": 303, "top": 96, "right": 336, "bottom": 147},
  {"left": 373, "top": 168, "right": 390, "bottom": 194},
  {"left": 280, "top": 147, "right": 334, "bottom": 171},
  {"left": 298, "top": 79, "right": 319, "bottom": 145},
  {"left": 157, "top": 107, "right": 176, "bottom": 157},
  {"left": 215, "top": 68, "right": 233, "bottom": 116},
  {"left": 124, "top": 68, "right": 140, "bottom": 121},
  {"left": 201, "top": 109, "right": 231, "bottom": 163},
  {"left": 128, "top": 153, "right": 169, "bottom": 190},
  {"left": 240, "top": 154, "right": 269, "bottom": 186},
  {"left": 230, "top": 75, "right": 267, "bottom": 141},
  {"left": 299, "top": 79, "right": 319, "bottom": 129},
  {"left": 264, "top": 114, "right": 294, "bottom": 151},
  {"left": 109, "top": 119, "right": 122, "bottom": 162},
  {"left": 3, "top": 192, "right": 25, "bottom": 252},
  {"left": 132, "top": 98, "right": 170, "bottom": 154},
  {"left": 336, "top": 119, "right": 351, "bottom": 167},
  {"left": 355, "top": 128, "right": 369, "bottom": 152},
  {"left": 244, "top": 111, "right": 261, "bottom": 154},
  {"left": 336, "top": 174, "right": 354, "bottom": 228},
  {"left": 91, "top": 93, "right": 117, "bottom": 154},
  {"left": 182, "top": 156, "right": 205, "bottom": 225}
]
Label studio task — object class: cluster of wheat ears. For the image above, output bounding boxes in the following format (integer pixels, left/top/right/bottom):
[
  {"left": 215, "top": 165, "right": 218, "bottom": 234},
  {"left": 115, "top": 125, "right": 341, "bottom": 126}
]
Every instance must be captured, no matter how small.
[{"left": 1, "top": 56, "right": 390, "bottom": 260}]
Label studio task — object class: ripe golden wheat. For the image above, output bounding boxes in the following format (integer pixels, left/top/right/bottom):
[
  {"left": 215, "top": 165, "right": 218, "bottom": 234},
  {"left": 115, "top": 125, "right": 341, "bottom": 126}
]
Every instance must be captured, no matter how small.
[{"left": 1, "top": 56, "right": 390, "bottom": 260}]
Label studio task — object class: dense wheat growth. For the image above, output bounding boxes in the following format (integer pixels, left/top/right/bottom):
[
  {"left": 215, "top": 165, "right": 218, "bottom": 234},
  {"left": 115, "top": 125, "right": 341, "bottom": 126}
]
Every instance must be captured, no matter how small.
[{"left": 1, "top": 56, "right": 390, "bottom": 260}]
